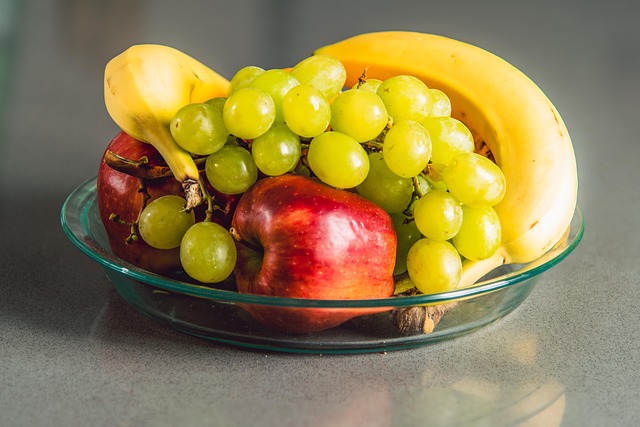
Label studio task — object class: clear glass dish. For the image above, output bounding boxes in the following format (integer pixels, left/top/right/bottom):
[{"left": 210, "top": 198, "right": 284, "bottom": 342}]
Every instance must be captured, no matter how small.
[{"left": 61, "top": 177, "right": 584, "bottom": 354}]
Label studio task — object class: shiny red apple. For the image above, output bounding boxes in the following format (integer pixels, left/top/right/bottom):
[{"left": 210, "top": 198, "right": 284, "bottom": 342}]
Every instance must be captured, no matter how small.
[
  {"left": 231, "top": 174, "right": 397, "bottom": 333},
  {"left": 97, "top": 131, "right": 237, "bottom": 274}
]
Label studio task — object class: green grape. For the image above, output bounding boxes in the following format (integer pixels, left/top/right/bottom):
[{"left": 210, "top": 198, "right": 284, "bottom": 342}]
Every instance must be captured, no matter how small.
[
  {"left": 205, "top": 145, "right": 258, "bottom": 194},
  {"left": 390, "top": 213, "right": 422, "bottom": 276},
  {"left": 422, "top": 116, "right": 474, "bottom": 165},
  {"left": 290, "top": 54, "right": 347, "bottom": 99},
  {"left": 330, "top": 89, "right": 388, "bottom": 143},
  {"left": 427, "top": 88, "right": 452, "bottom": 117},
  {"left": 282, "top": 84, "right": 331, "bottom": 138},
  {"left": 224, "top": 134, "right": 240, "bottom": 146},
  {"left": 180, "top": 221, "right": 237, "bottom": 283},
  {"left": 443, "top": 152, "right": 506, "bottom": 206},
  {"left": 294, "top": 162, "right": 312, "bottom": 177},
  {"left": 382, "top": 120, "right": 432, "bottom": 177},
  {"left": 376, "top": 75, "right": 432, "bottom": 123},
  {"left": 453, "top": 205, "right": 502, "bottom": 261},
  {"left": 356, "top": 152, "right": 413, "bottom": 213},
  {"left": 354, "top": 78, "right": 382, "bottom": 93},
  {"left": 307, "top": 131, "right": 369, "bottom": 189},
  {"left": 424, "top": 163, "right": 449, "bottom": 192},
  {"left": 138, "top": 195, "right": 195, "bottom": 249},
  {"left": 248, "top": 69, "right": 299, "bottom": 122},
  {"left": 205, "top": 96, "right": 227, "bottom": 112},
  {"left": 170, "top": 103, "right": 228, "bottom": 156},
  {"left": 406, "top": 238, "right": 461, "bottom": 294},
  {"left": 412, "top": 190, "right": 463, "bottom": 241},
  {"left": 251, "top": 123, "right": 301, "bottom": 176},
  {"left": 222, "top": 87, "right": 275, "bottom": 140},
  {"left": 228, "top": 65, "right": 264, "bottom": 96}
]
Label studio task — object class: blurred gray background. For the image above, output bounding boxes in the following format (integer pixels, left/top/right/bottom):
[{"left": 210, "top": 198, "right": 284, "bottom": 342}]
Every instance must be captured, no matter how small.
[
  {"left": 1, "top": 1, "right": 639, "bottom": 426},
  {"left": 2, "top": 1, "right": 638, "bottom": 206}
]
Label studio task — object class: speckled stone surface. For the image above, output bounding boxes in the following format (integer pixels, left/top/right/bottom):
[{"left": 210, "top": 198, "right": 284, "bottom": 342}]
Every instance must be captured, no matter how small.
[{"left": 1, "top": 1, "right": 639, "bottom": 426}]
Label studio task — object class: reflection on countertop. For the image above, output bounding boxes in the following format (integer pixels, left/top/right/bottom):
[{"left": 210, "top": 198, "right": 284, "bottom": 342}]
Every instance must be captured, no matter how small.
[{"left": 83, "top": 289, "right": 566, "bottom": 427}]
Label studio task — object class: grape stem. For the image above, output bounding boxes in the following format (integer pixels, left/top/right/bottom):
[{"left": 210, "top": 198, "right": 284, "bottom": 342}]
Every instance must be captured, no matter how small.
[
  {"left": 197, "top": 178, "right": 215, "bottom": 221},
  {"left": 362, "top": 140, "right": 384, "bottom": 151},
  {"left": 105, "top": 149, "right": 211, "bottom": 212},
  {"left": 356, "top": 67, "right": 369, "bottom": 88},
  {"left": 195, "top": 179, "right": 230, "bottom": 221},
  {"left": 411, "top": 176, "right": 428, "bottom": 197},
  {"left": 103, "top": 150, "right": 207, "bottom": 180},
  {"left": 108, "top": 213, "right": 139, "bottom": 244},
  {"left": 108, "top": 177, "right": 150, "bottom": 244}
]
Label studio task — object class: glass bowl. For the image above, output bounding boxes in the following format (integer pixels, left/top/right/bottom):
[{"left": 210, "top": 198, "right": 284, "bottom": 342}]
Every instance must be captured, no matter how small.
[{"left": 61, "top": 177, "right": 583, "bottom": 354}]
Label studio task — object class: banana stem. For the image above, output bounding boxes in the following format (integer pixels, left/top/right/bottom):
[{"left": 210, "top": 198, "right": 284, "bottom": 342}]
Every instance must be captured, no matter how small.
[
  {"left": 140, "top": 124, "right": 203, "bottom": 210},
  {"left": 390, "top": 250, "right": 507, "bottom": 335},
  {"left": 391, "top": 300, "right": 460, "bottom": 335},
  {"left": 182, "top": 178, "right": 203, "bottom": 211}
]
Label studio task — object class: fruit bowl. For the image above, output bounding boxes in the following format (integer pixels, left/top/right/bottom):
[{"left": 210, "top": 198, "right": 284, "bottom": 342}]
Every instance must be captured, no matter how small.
[{"left": 61, "top": 177, "right": 583, "bottom": 354}]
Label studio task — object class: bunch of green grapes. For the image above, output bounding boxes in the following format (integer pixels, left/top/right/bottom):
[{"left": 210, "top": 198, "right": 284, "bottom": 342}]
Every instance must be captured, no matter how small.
[
  {"left": 334, "top": 74, "right": 506, "bottom": 295},
  {"left": 136, "top": 53, "right": 507, "bottom": 290},
  {"left": 142, "top": 55, "right": 351, "bottom": 283},
  {"left": 136, "top": 195, "right": 237, "bottom": 284},
  {"left": 396, "top": 111, "right": 506, "bottom": 295}
]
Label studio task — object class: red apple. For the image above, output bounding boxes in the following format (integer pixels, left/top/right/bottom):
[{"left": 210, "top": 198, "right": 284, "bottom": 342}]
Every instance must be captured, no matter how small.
[
  {"left": 231, "top": 174, "right": 397, "bottom": 333},
  {"left": 97, "top": 131, "right": 237, "bottom": 274}
]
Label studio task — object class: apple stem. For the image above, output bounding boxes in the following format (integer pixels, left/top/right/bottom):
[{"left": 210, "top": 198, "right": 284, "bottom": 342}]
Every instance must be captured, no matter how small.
[{"left": 229, "top": 227, "right": 263, "bottom": 254}]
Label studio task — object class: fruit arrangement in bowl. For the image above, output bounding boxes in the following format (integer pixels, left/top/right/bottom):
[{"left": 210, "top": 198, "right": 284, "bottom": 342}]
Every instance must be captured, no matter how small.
[{"left": 62, "top": 31, "right": 582, "bottom": 352}]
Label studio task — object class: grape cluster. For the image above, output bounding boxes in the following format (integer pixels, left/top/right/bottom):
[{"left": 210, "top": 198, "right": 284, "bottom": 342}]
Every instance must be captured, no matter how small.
[{"left": 137, "top": 54, "right": 506, "bottom": 292}]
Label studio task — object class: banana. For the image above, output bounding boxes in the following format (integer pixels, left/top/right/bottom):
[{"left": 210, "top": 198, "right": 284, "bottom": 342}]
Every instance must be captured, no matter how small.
[
  {"left": 315, "top": 31, "right": 578, "bottom": 287},
  {"left": 104, "top": 44, "right": 229, "bottom": 209}
]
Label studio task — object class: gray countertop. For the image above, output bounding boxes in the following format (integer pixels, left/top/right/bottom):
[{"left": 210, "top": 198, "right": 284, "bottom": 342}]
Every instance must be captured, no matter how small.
[{"left": 2, "top": 1, "right": 639, "bottom": 426}]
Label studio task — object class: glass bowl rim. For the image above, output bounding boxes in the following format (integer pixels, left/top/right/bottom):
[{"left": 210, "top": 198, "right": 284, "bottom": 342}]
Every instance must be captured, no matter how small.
[{"left": 61, "top": 176, "right": 584, "bottom": 309}]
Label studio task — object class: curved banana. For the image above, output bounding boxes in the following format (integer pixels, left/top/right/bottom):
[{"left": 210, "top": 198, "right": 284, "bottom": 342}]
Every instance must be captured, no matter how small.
[
  {"left": 315, "top": 31, "right": 578, "bottom": 287},
  {"left": 104, "top": 44, "right": 229, "bottom": 209}
]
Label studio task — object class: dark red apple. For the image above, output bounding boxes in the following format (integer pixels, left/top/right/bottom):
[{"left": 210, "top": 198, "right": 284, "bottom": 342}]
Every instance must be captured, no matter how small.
[
  {"left": 231, "top": 174, "right": 397, "bottom": 333},
  {"left": 97, "top": 131, "right": 237, "bottom": 274}
]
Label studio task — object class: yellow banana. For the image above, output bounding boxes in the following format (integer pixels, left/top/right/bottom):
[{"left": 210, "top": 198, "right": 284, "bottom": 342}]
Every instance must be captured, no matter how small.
[
  {"left": 104, "top": 44, "right": 229, "bottom": 209},
  {"left": 315, "top": 31, "right": 578, "bottom": 287}
]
